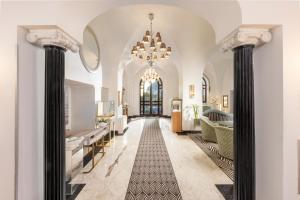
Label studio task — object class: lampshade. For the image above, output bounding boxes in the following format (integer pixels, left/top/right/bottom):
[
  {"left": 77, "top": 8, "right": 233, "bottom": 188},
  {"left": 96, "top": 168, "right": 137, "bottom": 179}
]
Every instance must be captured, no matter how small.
[
  {"left": 156, "top": 36, "right": 162, "bottom": 45},
  {"left": 143, "top": 36, "right": 149, "bottom": 44},
  {"left": 160, "top": 43, "right": 166, "bottom": 51},
  {"left": 145, "top": 30, "right": 151, "bottom": 38},
  {"left": 156, "top": 32, "right": 161, "bottom": 39},
  {"left": 150, "top": 39, "right": 155, "bottom": 50},
  {"left": 132, "top": 46, "right": 138, "bottom": 54},
  {"left": 136, "top": 42, "right": 141, "bottom": 49},
  {"left": 140, "top": 43, "right": 145, "bottom": 51},
  {"left": 167, "top": 47, "right": 172, "bottom": 54}
]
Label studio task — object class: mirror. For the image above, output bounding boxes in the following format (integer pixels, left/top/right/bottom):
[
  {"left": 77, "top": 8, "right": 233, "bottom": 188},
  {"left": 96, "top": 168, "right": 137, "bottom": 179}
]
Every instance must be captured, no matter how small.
[{"left": 80, "top": 27, "right": 100, "bottom": 73}]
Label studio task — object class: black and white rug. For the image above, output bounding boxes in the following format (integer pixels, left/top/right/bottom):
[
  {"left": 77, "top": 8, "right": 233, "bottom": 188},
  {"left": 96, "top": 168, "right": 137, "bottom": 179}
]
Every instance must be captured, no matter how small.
[
  {"left": 189, "top": 134, "right": 234, "bottom": 181},
  {"left": 216, "top": 184, "right": 233, "bottom": 200},
  {"left": 125, "top": 119, "right": 183, "bottom": 200}
]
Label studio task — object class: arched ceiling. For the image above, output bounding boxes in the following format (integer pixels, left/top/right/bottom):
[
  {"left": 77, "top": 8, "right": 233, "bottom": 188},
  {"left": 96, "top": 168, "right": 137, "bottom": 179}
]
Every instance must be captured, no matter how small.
[{"left": 88, "top": 5, "right": 217, "bottom": 76}]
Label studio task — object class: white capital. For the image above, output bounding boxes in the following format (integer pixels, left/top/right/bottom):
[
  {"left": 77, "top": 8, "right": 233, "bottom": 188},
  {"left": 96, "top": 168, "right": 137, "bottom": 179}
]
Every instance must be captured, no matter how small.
[
  {"left": 221, "top": 25, "right": 272, "bottom": 52},
  {"left": 26, "top": 26, "right": 79, "bottom": 53}
]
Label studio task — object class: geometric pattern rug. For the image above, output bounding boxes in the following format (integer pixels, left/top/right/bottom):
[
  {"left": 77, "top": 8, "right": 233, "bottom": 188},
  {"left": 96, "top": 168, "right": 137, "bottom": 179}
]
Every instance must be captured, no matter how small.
[
  {"left": 125, "top": 119, "right": 183, "bottom": 200},
  {"left": 189, "top": 134, "right": 234, "bottom": 181},
  {"left": 215, "top": 184, "right": 233, "bottom": 200}
]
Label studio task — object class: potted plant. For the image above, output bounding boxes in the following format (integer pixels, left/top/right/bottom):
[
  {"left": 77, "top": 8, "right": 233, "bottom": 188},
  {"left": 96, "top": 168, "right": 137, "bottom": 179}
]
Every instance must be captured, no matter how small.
[{"left": 192, "top": 104, "right": 200, "bottom": 127}]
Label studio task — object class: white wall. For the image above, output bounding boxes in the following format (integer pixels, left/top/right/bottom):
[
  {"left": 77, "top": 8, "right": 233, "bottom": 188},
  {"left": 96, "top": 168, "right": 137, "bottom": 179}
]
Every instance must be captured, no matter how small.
[
  {"left": 239, "top": 2, "right": 300, "bottom": 199},
  {"left": 254, "top": 26, "right": 284, "bottom": 200},
  {"left": 70, "top": 84, "right": 96, "bottom": 131},
  {"left": 65, "top": 51, "right": 101, "bottom": 102},
  {"left": 204, "top": 50, "right": 234, "bottom": 112},
  {"left": 17, "top": 27, "right": 44, "bottom": 200}
]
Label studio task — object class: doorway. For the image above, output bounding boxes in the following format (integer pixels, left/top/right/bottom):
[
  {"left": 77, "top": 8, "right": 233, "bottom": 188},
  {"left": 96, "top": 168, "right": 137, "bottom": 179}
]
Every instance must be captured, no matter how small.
[{"left": 139, "top": 78, "right": 163, "bottom": 116}]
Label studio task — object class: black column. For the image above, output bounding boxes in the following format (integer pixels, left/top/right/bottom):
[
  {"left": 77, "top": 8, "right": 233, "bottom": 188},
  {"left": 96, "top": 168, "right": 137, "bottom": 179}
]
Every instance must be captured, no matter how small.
[
  {"left": 233, "top": 45, "right": 255, "bottom": 200},
  {"left": 44, "top": 45, "right": 66, "bottom": 200}
]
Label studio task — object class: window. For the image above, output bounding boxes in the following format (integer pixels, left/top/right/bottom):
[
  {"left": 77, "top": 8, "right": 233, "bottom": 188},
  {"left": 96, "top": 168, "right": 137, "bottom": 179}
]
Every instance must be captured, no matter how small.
[
  {"left": 202, "top": 77, "right": 208, "bottom": 103},
  {"left": 140, "top": 78, "right": 163, "bottom": 116}
]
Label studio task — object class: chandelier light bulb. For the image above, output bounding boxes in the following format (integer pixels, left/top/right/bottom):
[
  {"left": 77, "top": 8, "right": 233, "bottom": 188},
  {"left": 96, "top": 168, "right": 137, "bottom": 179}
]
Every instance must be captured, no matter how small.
[{"left": 141, "top": 67, "right": 160, "bottom": 82}]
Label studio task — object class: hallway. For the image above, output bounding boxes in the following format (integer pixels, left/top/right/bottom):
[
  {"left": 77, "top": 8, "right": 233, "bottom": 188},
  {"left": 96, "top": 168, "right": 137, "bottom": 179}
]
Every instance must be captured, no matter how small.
[{"left": 76, "top": 118, "right": 232, "bottom": 200}]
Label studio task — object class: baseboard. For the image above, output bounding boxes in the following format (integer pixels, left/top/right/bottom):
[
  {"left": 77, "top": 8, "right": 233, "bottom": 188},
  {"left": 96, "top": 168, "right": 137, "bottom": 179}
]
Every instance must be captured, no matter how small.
[
  {"left": 128, "top": 115, "right": 171, "bottom": 119},
  {"left": 181, "top": 130, "right": 202, "bottom": 134},
  {"left": 115, "top": 127, "right": 128, "bottom": 136}
]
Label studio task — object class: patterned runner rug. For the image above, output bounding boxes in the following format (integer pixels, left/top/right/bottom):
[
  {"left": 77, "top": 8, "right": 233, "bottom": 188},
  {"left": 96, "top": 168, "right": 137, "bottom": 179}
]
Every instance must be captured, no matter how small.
[{"left": 125, "top": 119, "right": 183, "bottom": 200}]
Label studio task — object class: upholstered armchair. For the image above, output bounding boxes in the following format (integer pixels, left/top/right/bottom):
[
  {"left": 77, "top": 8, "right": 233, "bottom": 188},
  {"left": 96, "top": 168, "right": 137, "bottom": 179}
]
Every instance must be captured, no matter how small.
[
  {"left": 202, "top": 105, "right": 211, "bottom": 113},
  {"left": 203, "top": 109, "right": 233, "bottom": 122},
  {"left": 215, "top": 126, "right": 234, "bottom": 160},
  {"left": 200, "top": 117, "right": 217, "bottom": 143}
]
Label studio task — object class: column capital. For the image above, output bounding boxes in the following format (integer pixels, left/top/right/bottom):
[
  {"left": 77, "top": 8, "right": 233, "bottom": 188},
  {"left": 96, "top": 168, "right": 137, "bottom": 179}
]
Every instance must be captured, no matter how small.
[
  {"left": 26, "top": 26, "right": 79, "bottom": 53},
  {"left": 221, "top": 25, "right": 272, "bottom": 52}
]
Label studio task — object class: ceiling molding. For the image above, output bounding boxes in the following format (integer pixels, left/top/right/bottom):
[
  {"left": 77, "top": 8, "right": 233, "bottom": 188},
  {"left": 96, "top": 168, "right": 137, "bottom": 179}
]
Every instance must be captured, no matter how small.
[
  {"left": 220, "top": 25, "right": 273, "bottom": 52},
  {"left": 26, "top": 26, "right": 80, "bottom": 53}
]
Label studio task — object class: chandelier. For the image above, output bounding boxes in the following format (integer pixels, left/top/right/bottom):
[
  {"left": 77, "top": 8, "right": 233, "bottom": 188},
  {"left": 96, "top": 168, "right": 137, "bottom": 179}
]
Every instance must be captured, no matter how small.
[
  {"left": 141, "top": 68, "right": 160, "bottom": 82},
  {"left": 131, "top": 13, "right": 172, "bottom": 66}
]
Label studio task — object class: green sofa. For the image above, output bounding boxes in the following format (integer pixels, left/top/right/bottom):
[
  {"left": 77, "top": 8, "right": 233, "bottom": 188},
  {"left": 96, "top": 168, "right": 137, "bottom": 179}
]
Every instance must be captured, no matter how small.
[
  {"left": 200, "top": 117, "right": 217, "bottom": 143},
  {"left": 203, "top": 109, "right": 233, "bottom": 122},
  {"left": 215, "top": 126, "right": 234, "bottom": 160}
]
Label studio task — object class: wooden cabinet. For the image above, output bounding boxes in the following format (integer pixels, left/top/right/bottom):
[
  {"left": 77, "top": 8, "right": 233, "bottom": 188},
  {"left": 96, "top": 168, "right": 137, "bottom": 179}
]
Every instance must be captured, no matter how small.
[
  {"left": 172, "top": 111, "right": 182, "bottom": 132},
  {"left": 171, "top": 98, "right": 182, "bottom": 133}
]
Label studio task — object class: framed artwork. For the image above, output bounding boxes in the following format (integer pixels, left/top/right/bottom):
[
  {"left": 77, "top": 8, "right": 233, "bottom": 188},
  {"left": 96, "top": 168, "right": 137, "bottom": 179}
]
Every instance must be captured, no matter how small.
[
  {"left": 223, "top": 95, "right": 229, "bottom": 108},
  {"left": 189, "top": 84, "right": 195, "bottom": 98},
  {"left": 118, "top": 91, "right": 122, "bottom": 106}
]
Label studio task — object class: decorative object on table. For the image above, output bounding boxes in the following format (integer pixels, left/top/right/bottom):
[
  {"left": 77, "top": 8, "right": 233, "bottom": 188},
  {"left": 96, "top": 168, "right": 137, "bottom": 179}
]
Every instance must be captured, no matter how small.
[
  {"left": 192, "top": 104, "right": 200, "bottom": 127},
  {"left": 171, "top": 98, "right": 182, "bottom": 133},
  {"left": 79, "top": 26, "right": 100, "bottom": 73},
  {"left": 122, "top": 104, "right": 128, "bottom": 116},
  {"left": 97, "top": 100, "right": 115, "bottom": 117},
  {"left": 223, "top": 95, "right": 229, "bottom": 108},
  {"left": 189, "top": 84, "right": 195, "bottom": 98},
  {"left": 96, "top": 118, "right": 108, "bottom": 128}
]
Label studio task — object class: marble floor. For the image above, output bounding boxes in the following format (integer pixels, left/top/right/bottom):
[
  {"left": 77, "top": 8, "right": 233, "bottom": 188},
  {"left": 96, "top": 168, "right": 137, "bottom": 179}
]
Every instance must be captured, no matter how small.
[{"left": 75, "top": 118, "right": 232, "bottom": 200}]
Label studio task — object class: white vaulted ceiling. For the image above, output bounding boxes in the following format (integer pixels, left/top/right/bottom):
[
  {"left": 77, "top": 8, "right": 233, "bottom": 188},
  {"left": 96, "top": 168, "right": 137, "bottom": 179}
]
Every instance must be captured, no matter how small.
[{"left": 87, "top": 5, "right": 217, "bottom": 79}]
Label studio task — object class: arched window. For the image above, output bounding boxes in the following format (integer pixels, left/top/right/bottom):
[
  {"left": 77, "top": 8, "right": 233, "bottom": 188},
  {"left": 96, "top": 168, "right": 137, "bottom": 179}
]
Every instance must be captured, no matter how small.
[
  {"left": 202, "top": 77, "right": 209, "bottom": 103},
  {"left": 140, "top": 78, "right": 163, "bottom": 116}
]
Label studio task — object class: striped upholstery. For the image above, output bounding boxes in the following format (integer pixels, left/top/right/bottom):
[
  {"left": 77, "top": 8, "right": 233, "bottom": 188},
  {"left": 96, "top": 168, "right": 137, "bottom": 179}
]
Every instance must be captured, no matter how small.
[
  {"left": 215, "top": 126, "right": 234, "bottom": 160},
  {"left": 200, "top": 117, "right": 217, "bottom": 143},
  {"left": 203, "top": 109, "right": 233, "bottom": 122}
]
